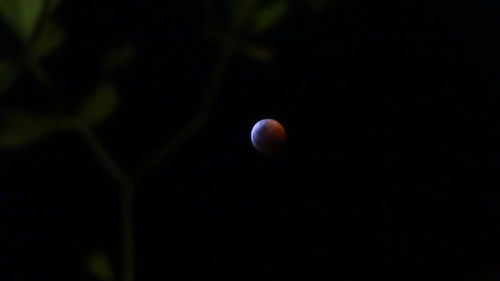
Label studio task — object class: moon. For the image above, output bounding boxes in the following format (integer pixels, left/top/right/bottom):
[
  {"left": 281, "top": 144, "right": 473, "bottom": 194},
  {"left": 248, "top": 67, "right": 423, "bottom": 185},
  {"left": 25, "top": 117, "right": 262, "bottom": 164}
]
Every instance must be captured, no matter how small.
[{"left": 251, "top": 118, "right": 287, "bottom": 154}]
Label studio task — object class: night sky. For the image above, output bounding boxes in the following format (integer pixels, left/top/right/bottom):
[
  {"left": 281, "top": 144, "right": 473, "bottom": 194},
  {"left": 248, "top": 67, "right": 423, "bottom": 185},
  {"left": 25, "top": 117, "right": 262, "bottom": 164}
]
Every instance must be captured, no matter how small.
[{"left": 4, "top": 0, "right": 500, "bottom": 280}]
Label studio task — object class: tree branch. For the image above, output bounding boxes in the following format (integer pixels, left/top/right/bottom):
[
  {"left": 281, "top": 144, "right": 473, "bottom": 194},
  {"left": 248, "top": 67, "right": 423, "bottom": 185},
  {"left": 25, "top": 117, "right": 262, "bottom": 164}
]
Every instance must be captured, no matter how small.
[
  {"left": 28, "top": 58, "right": 136, "bottom": 281},
  {"left": 78, "top": 126, "right": 136, "bottom": 281},
  {"left": 132, "top": 39, "right": 237, "bottom": 181}
]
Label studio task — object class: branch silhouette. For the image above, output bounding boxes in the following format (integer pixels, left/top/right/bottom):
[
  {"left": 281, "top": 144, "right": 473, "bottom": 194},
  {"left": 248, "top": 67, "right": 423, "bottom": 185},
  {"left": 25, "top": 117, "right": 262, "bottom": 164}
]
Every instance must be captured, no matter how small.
[
  {"left": 27, "top": 57, "right": 136, "bottom": 281},
  {"left": 132, "top": 39, "right": 237, "bottom": 182},
  {"left": 78, "top": 125, "right": 136, "bottom": 281},
  {"left": 25, "top": 7, "right": 238, "bottom": 281}
]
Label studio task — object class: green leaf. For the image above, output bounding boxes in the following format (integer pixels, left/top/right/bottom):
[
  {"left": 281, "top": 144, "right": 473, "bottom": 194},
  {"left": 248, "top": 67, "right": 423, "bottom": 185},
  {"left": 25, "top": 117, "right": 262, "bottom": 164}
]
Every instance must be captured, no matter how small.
[
  {"left": 76, "top": 84, "right": 118, "bottom": 126},
  {"left": 0, "top": 83, "right": 117, "bottom": 149},
  {"left": 32, "top": 21, "right": 65, "bottom": 59},
  {"left": 225, "top": 0, "right": 262, "bottom": 32},
  {"left": 86, "top": 252, "right": 114, "bottom": 281},
  {"left": 0, "top": 61, "right": 19, "bottom": 95},
  {"left": 104, "top": 42, "right": 136, "bottom": 73},
  {"left": 306, "top": 0, "right": 332, "bottom": 11},
  {"left": 0, "top": 111, "right": 58, "bottom": 149},
  {"left": 253, "top": 0, "right": 288, "bottom": 33},
  {"left": 46, "top": 0, "right": 63, "bottom": 15},
  {"left": 242, "top": 44, "right": 274, "bottom": 63},
  {"left": 0, "top": 0, "right": 46, "bottom": 44}
]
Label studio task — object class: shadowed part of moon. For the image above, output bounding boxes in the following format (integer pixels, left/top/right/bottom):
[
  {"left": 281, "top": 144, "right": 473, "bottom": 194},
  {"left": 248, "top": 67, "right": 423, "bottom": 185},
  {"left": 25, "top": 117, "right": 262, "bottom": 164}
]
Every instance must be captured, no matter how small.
[{"left": 251, "top": 119, "right": 286, "bottom": 154}]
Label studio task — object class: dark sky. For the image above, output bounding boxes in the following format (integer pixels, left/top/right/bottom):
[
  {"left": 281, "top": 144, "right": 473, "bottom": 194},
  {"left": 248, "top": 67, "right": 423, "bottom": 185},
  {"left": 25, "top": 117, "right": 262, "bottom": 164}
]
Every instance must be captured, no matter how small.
[{"left": 4, "top": 0, "right": 500, "bottom": 280}]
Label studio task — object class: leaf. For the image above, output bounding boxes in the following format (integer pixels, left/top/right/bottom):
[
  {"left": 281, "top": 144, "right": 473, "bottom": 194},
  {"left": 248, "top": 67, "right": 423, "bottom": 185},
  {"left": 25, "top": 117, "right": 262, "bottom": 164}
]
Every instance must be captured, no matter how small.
[
  {"left": 0, "top": 111, "right": 58, "bottom": 149},
  {"left": 0, "top": 83, "right": 117, "bottom": 149},
  {"left": 86, "top": 252, "right": 114, "bottom": 281},
  {"left": 242, "top": 44, "right": 274, "bottom": 63},
  {"left": 253, "top": 0, "right": 288, "bottom": 33},
  {"left": 46, "top": 0, "right": 63, "bottom": 15},
  {"left": 76, "top": 84, "right": 118, "bottom": 126},
  {"left": 0, "top": 84, "right": 120, "bottom": 148},
  {"left": 0, "top": 61, "right": 19, "bottom": 95},
  {"left": 0, "top": 0, "right": 46, "bottom": 44},
  {"left": 104, "top": 42, "right": 136, "bottom": 73},
  {"left": 32, "top": 21, "right": 65, "bottom": 59},
  {"left": 306, "top": 0, "right": 332, "bottom": 11},
  {"left": 225, "top": 0, "right": 262, "bottom": 32}
]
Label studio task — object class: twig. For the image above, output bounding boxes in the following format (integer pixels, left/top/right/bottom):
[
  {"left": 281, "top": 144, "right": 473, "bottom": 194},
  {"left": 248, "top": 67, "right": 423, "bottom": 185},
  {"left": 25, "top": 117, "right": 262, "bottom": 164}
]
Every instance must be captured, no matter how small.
[
  {"left": 27, "top": 58, "right": 136, "bottom": 281},
  {"left": 132, "top": 39, "right": 237, "bottom": 181},
  {"left": 27, "top": 57, "right": 51, "bottom": 89},
  {"left": 78, "top": 125, "right": 135, "bottom": 281}
]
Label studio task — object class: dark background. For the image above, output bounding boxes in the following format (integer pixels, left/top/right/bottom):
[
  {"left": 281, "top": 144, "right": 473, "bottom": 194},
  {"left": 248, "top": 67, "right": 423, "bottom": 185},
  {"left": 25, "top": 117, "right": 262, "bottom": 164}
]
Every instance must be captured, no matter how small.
[{"left": 3, "top": 0, "right": 500, "bottom": 280}]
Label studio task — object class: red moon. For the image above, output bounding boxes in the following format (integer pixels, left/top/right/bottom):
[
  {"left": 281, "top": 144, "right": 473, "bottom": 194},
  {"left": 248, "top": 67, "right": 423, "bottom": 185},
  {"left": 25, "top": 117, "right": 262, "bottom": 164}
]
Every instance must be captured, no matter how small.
[{"left": 251, "top": 118, "right": 286, "bottom": 154}]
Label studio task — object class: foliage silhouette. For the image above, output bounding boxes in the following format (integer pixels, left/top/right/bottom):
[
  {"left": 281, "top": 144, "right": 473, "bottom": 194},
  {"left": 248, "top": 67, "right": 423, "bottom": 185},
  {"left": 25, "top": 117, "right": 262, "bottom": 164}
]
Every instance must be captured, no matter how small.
[{"left": 0, "top": 1, "right": 328, "bottom": 281}]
